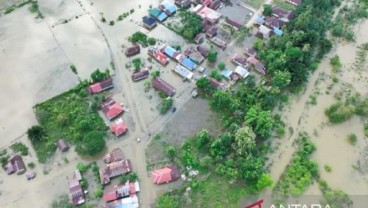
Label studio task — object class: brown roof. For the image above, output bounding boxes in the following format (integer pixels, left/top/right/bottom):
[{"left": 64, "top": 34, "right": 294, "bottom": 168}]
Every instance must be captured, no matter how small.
[
  {"left": 194, "top": 33, "right": 204, "bottom": 44},
  {"left": 232, "top": 54, "right": 248, "bottom": 68},
  {"left": 104, "top": 148, "right": 125, "bottom": 163},
  {"left": 209, "top": 78, "right": 225, "bottom": 90},
  {"left": 209, "top": 0, "right": 221, "bottom": 10},
  {"left": 57, "top": 139, "right": 69, "bottom": 152},
  {"left": 152, "top": 77, "right": 176, "bottom": 97},
  {"left": 189, "top": 51, "right": 205, "bottom": 64},
  {"left": 7, "top": 155, "right": 26, "bottom": 175},
  {"left": 125, "top": 45, "right": 140, "bottom": 56},
  {"left": 87, "top": 78, "right": 113, "bottom": 94},
  {"left": 244, "top": 48, "right": 257, "bottom": 57},
  {"left": 225, "top": 18, "right": 242, "bottom": 30},
  {"left": 131, "top": 70, "right": 149, "bottom": 82},
  {"left": 69, "top": 179, "right": 85, "bottom": 205},
  {"left": 265, "top": 16, "right": 285, "bottom": 29},
  {"left": 196, "top": 45, "right": 209, "bottom": 57},
  {"left": 99, "top": 160, "right": 132, "bottom": 184},
  {"left": 206, "top": 26, "right": 218, "bottom": 37},
  {"left": 184, "top": 46, "right": 196, "bottom": 56},
  {"left": 272, "top": 6, "right": 295, "bottom": 22}
]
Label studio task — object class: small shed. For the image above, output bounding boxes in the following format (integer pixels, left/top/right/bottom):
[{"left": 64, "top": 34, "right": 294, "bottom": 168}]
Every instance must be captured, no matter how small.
[{"left": 57, "top": 139, "right": 70, "bottom": 152}]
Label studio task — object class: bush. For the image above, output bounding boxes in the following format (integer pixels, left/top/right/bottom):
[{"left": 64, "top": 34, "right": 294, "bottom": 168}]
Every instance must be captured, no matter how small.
[
  {"left": 28, "top": 162, "right": 35, "bottom": 169},
  {"left": 70, "top": 65, "right": 78, "bottom": 74},
  {"left": 76, "top": 162, "right": 88, "bottom": 173},
  {"left": 10, "top": 142, "right": 29, "bottom": 156},
  {"left": 332, "top": 24, "right": 344, "bottom": 37},
  {"left": 94, "top": 188, "right": 103, "bottom": 198},
  {"left": 208, "top": 50, "right": 218, "bottom": 63},
  {"left": 166, "top": 146, "right": 175, "bottom": 161},
  {"left": 132, "top": 58, "right": 142, "bottom": 70},
  {"left": 91, "top": 68, "right": 110, "bottom": 82},
  {"left": 324, "top": 165, "right": 332, "bottom": 172},
  {"left": 109, "top": 21, "right": 115, "bottom": 26},
  {"left": 160, "top": 97, "right": 173, "bottom": 114},
  {"left": 147, "top": 37, "right": 156, "bottom": 45},
  {"left": 150, "top": 70, "right": 160, "bottom": 78},
  {"left": 325, "top": 102, "right": 355, "bottom": 123},
  {"left": 217, "top": 62, "right": 226, "bottom": 70},
  {"left": 330, "top": 55, "right": 341, "bottom": 72},
  {"left": 210, "top": 70, "right": 222, "bottom": 81},
  {"left": 27, "top": 125, "right": 46, "bottom": 144},
  {"left": 364, "top": 121, "right": 368, "bottom": 137},
  {"left": 263, "top": 4, "right": 273, "bottom": 16},
  {"left": 156, "top": 194, "right": 179, "bottom": 208},
  {"left": 347, "top": 133, "right": 357, "bottom": 145}
]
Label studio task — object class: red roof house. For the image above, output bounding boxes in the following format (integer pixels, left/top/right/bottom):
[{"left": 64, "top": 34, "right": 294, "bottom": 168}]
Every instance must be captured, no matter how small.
[
  {"left": 103, "top": 181, "right": 140, "bottom": 202},
  {"left": 152, "top": 77, "right": 176, "bottom": 97},
  {"left": 148, "top": 47, "right": 169, "bottom": 65},
  {"left": 100, "top": 159, "right": 132, "bottom": 184},
  {"left": 151, "top": 164, "right": 180, "bottom": 184},
  {"left": 101, "top": 99, "right": 124, "bottom": 120},
  {"left": 103, "top": 188, "right": 118, "bottom": 202},
  {"left": 87, "top": 78, "right": 113, "bottom": 94},
  {"left": 6, "top": 155, "right": 26, "bottom": 175},
  {"left": 110, "top": 119, "right": 128, "bottom": 137}
]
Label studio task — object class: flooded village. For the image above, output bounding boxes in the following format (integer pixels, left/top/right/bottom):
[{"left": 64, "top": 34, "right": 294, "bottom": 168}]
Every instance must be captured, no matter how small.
[{"left": 0, "top": 0, "right": 368, "bottom": 208}]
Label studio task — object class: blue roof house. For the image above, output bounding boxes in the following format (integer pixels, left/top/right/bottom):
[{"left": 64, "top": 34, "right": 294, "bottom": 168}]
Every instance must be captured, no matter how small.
[
  {"left": 221, "top": 69, "right": 233, "bottom": 80},
  {"left": 160, "top": 1, "right": 177, "bottom": 16},
  {"left": 273, "top": 27, "right": 283, "bottom": 36},
  {"left": 142, "top": 16, "right": 157, "bottom": 29},
  {"left": 181, "top": 57, "right": 196, "bottom": 71},
  {"left": 163, "top": 46, "right": 179, "bottom": 58}
]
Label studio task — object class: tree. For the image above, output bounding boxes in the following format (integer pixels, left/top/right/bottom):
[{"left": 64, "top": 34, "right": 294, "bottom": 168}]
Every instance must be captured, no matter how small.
[
  {"left": 218, "top": 62, "right": 226, "bottom": 70},
  {"left": 94, "top": 188, "right": 103, "bottom": 198},
  {"left": 196, "top": 77, "right": 211, "bottom": 90},
  {"left": 209, "top": 70, "right": 222, "bottom": 81},
  {"left": 76, "top": 162, "right": 88, "bottom": 173},
  {"left": 150, "top": 70, "right": 160, "bottom": 78},
  {"left": 211, "top": 90, "right": 239, "bottom": 113},
  {"left": 238, "top": 156, "right": 264, "bottom": 184},
  {"left": 70, "top": 65, "right": 77, "bottom": 74},
  {"left": 255, "top": 174, "right": 273, "bottom": 191},
  {"left": 166, "top": 146, "right": 175, "bottom": 161},
  {"left": 234, "top": 125, "right": 256, "bottom": 155},
  {"left": 263, "top": 4, "right": 273, "bottom": 16},
  {"left": 132, "top": 58, "right": 141, "bottom": 71},
  {"left": 156, "top": 194, "right": 179, "bottom": 208},
  {"left": 207, "top": 50, "right": 218, "bottom": 63},
  {"left": 245, "top": 107, "right": 274, "bottom": 138},
  {"left": 76, "top": 131, "right": 106, "bottom": 156},
  {"left": 271, "top": 71, "right": 291, "bottom": 89},
  {"left": 196, "top": 129, "right": 211, "bottom": 149},
  {"left": 91, "top": 68, "right": 109, "bottom": 82},
  {"left": 160, "top": 97, "right": 173, "bottom": 114},
  {"left": 147, "top": 37, "right": 156, "bottom": 45},
  {"left": 144, "top": 80, "right": 151, "bottom": 91},
  {"left": 27, "top": 125, "right": 46, "bottom": 143}
]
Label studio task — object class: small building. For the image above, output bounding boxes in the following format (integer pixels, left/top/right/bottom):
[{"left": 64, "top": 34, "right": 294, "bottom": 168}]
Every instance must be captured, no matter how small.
[
  {"left": 57, "top": 139, "right": 70, "bottom": 152},
  {"left": 172, "top": 64, "right": 194, "bottom": 80},
  {"left": 159, "top": 1, "right": 177, "bottom": 16},
  {"left": 162, "top": 45, "right": 180, "bottom": 59},
  {"left": 193, "top": 4, "right": 222, "bottom": 24},
  {"left": 74, "top": 169, "right": 82, "bottom": 181},
  {"left": 177, "top": 54, "right": 197, "bottom": 71},
  {"left": 69, "top": 179, "right": 85, "bottom": 206},
  {"left": 99, "top": 159, "right": 132, "bottom": 184},
  {"left": 142, "top": 16, "right": 157, "bottom": 30},
  {"left": 234, "top": 66, "right": 250, "bottom": 79},
  {"left": 104, "top": 148, "right": 124, "bottom": 164},
  {"left": 124, "top": 44, "right": 140, "bottom": 56},
  {"left": 285, "top": 0, "right": 302, "bottom": 6},
  {"left": 273, "top": 27, "right": 283, "bottom": 36},
  {"left": 149, "top": 8, "right": 168, "bottom": 22},
  {"left": 209, "top": 0, "right": 221, "bottom": 10},
  {"left": 87, "top": 78, "right": 113, "bottom": 94},
  {"left": 6, "top": 155, "right": 26, "bottom": 175},
  {"left": 265, "top": 16, "right": 285, "bottom": 29},
  {"left": 110, "top": 119, "right": 128, "bottom": 137},
  {"left": 194, "top": 33, "right": 205, "bottom": 44},
  {"left": 254, "top": 15, "right": 265, "bottom": 25},
  {"left": 210, "top": 37, "right": 227, "bottom": 50},
  {"left": 196, "top": 45, "right": 209, "bottom": 57},
  {"left": 131, "top": 70, "right": 149, "bottom": 82},
  {"left": 101, "top": 99, "right": 124, "bottom": 120},
  {"left": 189, "top": 51, "right": 205, "bottom": 64},
  {"left": 232, "top": 54, "right": 249, "bottom": 68},
  {"left": 152, "top": 164, "right": 180, "bottom": 184},
  {"left": 225, "top": 18, "right": 242, "bottom": 30},
  {"left": 148, "top": 47, "right": 169, "bottom": 65},
  {"left": 272, "top": 6, "right": 295, "bottom": 22},
  {"left": 202, "top": 0, "right": 212, "bottom": 7},
  {"left": 184, "top": 46, "right": 196, "bottom": 56},
  {"left": 152, "top": 77, "right": 176, "bottom": 97},
  {"left": 175, "top": 0, "right": 192, "bottom": 9},
  {"left": 244, "top": 48, "right": 257, "bottom": 57},
  {"left": 257, "top": 25, "right": 272, "bottom": 39},
  {"left": 221, "top": 69, "right": 233, "bottom": 80},
  {"left": 209, "top": 78, "right": 226, "bottom": 90},
  {"left": 103, "top": 181, "right": 140, "bottom": 202},
  {"left": 247, "top": 57, "right": 267, "bottom": 74},
  {"left": 206, "top": 26, "right": 218, "bottom": 38}
]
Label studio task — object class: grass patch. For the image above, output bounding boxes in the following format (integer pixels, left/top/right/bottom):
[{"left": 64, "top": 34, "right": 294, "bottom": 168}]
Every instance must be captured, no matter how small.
[
  {"left": 32, "top": 82, "right": 108, "bottom": 162},
  {"left": 330, "top": 55, "right": 341, "bottom": 73},
  {"left": 10, "top": 142, "right": 29, "bottom": 156},
  {"left": 240, "top": 0, "right": 264, "bottom": 9},
  {"left": 347, "top": 133, "right": 357, "bottom": 145},
  {"left": 319, "top": 180, "right": 353, "bottom": 207},
  {"left": 324, "top": 165, "right": 332, "bottom": 172},
  {"left": 364, "top": 121, "right": 368, "bottom": 137},
  {"left": 273, "top": 0, "right": 295, "bottom": 10}
]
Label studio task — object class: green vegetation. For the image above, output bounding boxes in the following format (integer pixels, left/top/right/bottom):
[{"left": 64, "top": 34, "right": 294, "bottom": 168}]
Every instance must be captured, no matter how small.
[
  {"left": 94, "top": 188, "right": 103, "bottom": 198},
  {"left": 156, "top": 194, "right": 179, "bottom": 208},
  {"left": 319, "top": 180, "right": 353, "bottom": 208},
  {"left": 330, "top": 55, "right": 342, "bottom": 73},
  {"left": 117, "top": 12, "right": 130, "bottom": 21},
  {"left": 217, "top": 62, "right": 226, "bottom": 70},
  {"left": 150, "top": 70, "right": 160, "bottom": 78},
  {"left": 0, "top": 150, "right": 9, "bottom": 168},
  {"left": 90, "top": 68, "right": 110, "bottom": 82},
  {"left": 28, "top": 1, "right": 43, "bottom": 18},
  {"left": 119, "top": 172, "right": 139, "bottom": 183},
  {"left": 160, "top": 97, "right": 173, "bottom": 114},
  {"left": 129, "top": 32, "right": 153, "bottom": 47},
  {"left": 10, "top": 142, "right": 29, "bottom": 156},
  {"left": 324, "top": 164, "right": 332, "bottom": 172},
  {"left": 354, "top": 43, "right": 368, "bottom": 70},
  {"left": 207, "top": 50, "right": 218, "bottom": 63},
  {"left": 209, "top": 70, "right": 222, "bottom": 81},
  {"left": 347, "top": 133, "right": 358, "bottom": 145},
  {"left": 51, "top": 194, "right": 74, "bottom": 208},
  {"left": 147, "top": 37, "right": 157, "bottom": 45},
  {"left": 273, "top": 132, "right": 318, "bottom": 200},
  {"left": 109, "top": 21, "right": 115, "bottom": 26},
  {"left": 168, "top": 11, "right": 202, "bottom": 40},
  {"left": 70, "top": 65, "right": 78, "bottom": 74},
  {"left": 364, "top": 121, "right": 368, "bottom": 136},
  {"left": 263, "top": 4, "right": 273, "bottom": 16},
  {"left": 132, "top": 58, "right": 142, "bottom": 71},
  {"left": 28, "top": 162, "right": 35, "bottom": 169},
  {"left": 76, "top": 162, "right": 89, "bottom": 173},
  {"left": 91, "top": 162, "right": 101, "bottom": 184},
  {"left": 32, "top": 82, "right": 107, "bottom": 162}
]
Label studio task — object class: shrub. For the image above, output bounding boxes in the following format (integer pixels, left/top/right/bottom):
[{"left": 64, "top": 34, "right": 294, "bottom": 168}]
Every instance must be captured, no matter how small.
[
  {"left": 109, "top": 20, "right": 115, "bottom": 26},
  {"left": 210, "top": 70, "right": 222, "bottom": 81},
  {"left": 364, "top": 121, "right": 368, "bottom": 137},
  {"left": 70, "top": 65, "right": 78, "bottom": 74},
  {"left": 147, "top": 37, "right": 156, "bottom": 45},
  {"left": 325, "top": 102, "right": 355, "bottom": 123},
  {"left": 347, "top": 134, "right": 357, "bottom": 145},
  {"left": 156, "top": 194, "right": 179, "bottom": 208},
  {"left": 94, "top": 188, "right": 103, "bottom": 198},
  {"left": 76, "top": 162, "right": 88, "bottom": 173},
  {"left": 332, "top": 24, "right": 344, "bottom": 37},
  {"left": 208, "top": 50, "right": 218, "bottom": 63},
  {"left": 218, "top": 62, "right": 226, "bottom": 70},
  {"left": 10, "top": 142, "right": 29, "bottom": 156},
  {"left": 132, "top": 58, "right": 142, "bottom": 70},
  {"left": 91, "top": 68, "right": 110, "bottom": 82},
  {"left": 324, "top": 165, "right": 332, "bottom": 172},
  {"left": 28, "top": 162, "right": 35, "bottom": 169},
  {"left": 263, "top": 4, "right": 273, "bottom": 16},
  {"left": 160, "top": 97, "right": 173, "bottom": 114},
  {"left": 27, "top": 125, "right": 46, "bottom": 143},
  {"left": 166, "top": 146, "right": 175, "bottom": 161}
]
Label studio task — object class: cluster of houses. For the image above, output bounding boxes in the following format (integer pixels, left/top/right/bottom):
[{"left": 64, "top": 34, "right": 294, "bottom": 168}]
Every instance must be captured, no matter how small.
[
  {"left": 99, "top": 148, "right": 140, "bottom": 208},
  {"left": 87, "top": 79, "right": 128, "bottom": 137},
  {"left": 254, "top": 2, "right": 301, "bottom": 39}
]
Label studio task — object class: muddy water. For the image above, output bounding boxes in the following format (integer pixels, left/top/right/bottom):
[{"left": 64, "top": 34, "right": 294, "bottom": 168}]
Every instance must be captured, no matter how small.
[{"left": 265, "top": 20, "right": 368, "bottom": 201}]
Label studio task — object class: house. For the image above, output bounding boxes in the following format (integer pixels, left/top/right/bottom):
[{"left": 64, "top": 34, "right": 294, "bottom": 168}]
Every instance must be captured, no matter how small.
[
  {"left": 225, "top": 18, "right": 242, "bottom": 30},
  {"left": 177, "top": 54, "right": 197, "bottom": 71},
  {"left": 175, "top": 0, "right": 192, "bottom": 9},
  {"left": 152, "top": 164, "right": 180, "bottom": 184},
  {"left": 265, "top": 16, "right": 284, "bottom": 29},
  {"left": 152, "top": 77, "right": 176, "bottom": 97},
  {"left": 210, "top": 37, "right": 227, "bottom": 50},
  {"left": 257, "top": 25, "right": 272, "bottom": 39},
  {"left": 209, "top": 78, "right": 226, "bottom": 90},
  {"left": 116, "top": 195, "right": 139, "bottom": 208},
  {"left": 231, "top": 54, "right": 249, "bottom": 68},
  {"left": 110, "top": 119, "right": 128, "bottom": 137},
  {"left": 99, "top": 159, "right": 132, "bottom": 184},
  {"left": 189, "top": 51, "right": 205, "bottom": 64},
  {"left": 101, "top": 99, "right": 124, "bottom": 120},
  {"left": 69, "top": 179, "right": 85, "bottom": 206},
  {"left": 254, "top": 15, "right": 265, "bottom": 25},
  {"left": 149, "top": 8, "right": 168, "bottom": 22},
  {"left": 192, "top": 4, "right": 222, "bottom": 23},
  {"left": 6, "top": 155, "right": 26, "bottom": 175},
  {"left": 124, "top": 44, "right": 140, "bottom": 56},
  {"left": 234, "top": 66, "right": 250, "bottom": 79},
  {"left": 203, "top": 0, "right": 212, "bottom": 7},
  {"left": 172, "top": 64, "right": 194, "bottom": 80},
  {"left": 87, "top": 78, "right": 113, "bottom": 94},
  {"left": 194, "top": 33, "right": 205, "bottom": 44},
  {"left": 184, "top": 46, "right": 196, "bottom": 56},
  {"left": 74, "top": 169, "right": 82, "bottom": 181},
  {"left": 196, "top": 45, "right": 209, "bottom": 57},
  {"left": 273, "top": 27, "right": 283, "bottom": 36},
  {"left": 206, "top": 26, "right": 218, "bottom": 37},
  {"left": 272, "top": 6, "right": 295, "bottom": 22},
  {"left": 104, "top": 148, "right": 124, "bottom": 164},
  {"left": 161, "top": 45, "right": 180, "bottom": 59},
  {"left": 247, "top": 57, "right": 267, "bottom": 74},
  {"left": 285, "top": 0, "right": 302, "bottom": 6},
  {"left": 193, "top": 0, "right": 204, "bottom": 4},
  {"left": 103, "top": 181, "right": 140, "bottom": 202},
  {"left": 221, "top": 69, "right": 233, "bottom": 80},
  {"left": 209, "top": 0, "right": 221, "bottom": 10},
  {"left": 142, "top": 16, "right": 157, "bottom": 30},
  {"left": 131, "top": 70, "right": 149, "bottom": 82},
  {"left": 244, "top": 47, "right": 257, "bottom": 57},
  {"left": 159, "top": 1, "right": 177, "bottom": 15},
  {"left": 57, "top": 139, "right": 70, "bottom": 152},
  {"left": 148, "top": 47, "right": 169, "bottom": 65}
]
